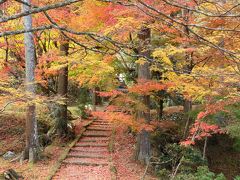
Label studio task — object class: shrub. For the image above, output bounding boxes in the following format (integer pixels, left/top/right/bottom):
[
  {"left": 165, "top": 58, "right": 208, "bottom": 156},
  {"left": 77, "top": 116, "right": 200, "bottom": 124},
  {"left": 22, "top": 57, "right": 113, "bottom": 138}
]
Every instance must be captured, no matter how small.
[
  {"left": 154, "top": 143, "right": 206, "bottom": 175},
  {"left": 175, "top": 166, "right": 226, "bottom": 180}
]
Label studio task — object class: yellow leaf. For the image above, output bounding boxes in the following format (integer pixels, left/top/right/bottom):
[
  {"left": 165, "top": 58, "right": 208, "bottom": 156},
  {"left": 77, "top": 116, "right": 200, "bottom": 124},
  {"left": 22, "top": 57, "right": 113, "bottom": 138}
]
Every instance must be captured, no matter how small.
[{"left": 136, "top": 58, "right": 147, "bottom": 65}]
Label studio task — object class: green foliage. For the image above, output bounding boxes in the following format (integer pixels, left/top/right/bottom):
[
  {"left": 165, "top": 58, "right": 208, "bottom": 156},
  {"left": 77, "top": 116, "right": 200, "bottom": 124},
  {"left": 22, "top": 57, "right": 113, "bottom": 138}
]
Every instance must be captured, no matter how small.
[
  {"left": 226, "top": 104, "right": 240, "bottom": 139},
  {"left": 151, "top": 129, "right": 178, "bottom": 149},
  {"left": 179, "top": 148, "right": 207, "bottom": 173},
  {"left": 157, "top": 168, "right": 170, "bottom": 180},
  {"left": 233, "top": 110, "right": 240, "bottom": 120},
  {"left": 223, "top": 103, "right": 240, "bottom": 151},
  {"left": 188, "top": 108, "right": 202, "bottom": 120},
  {"left": 37, "top": 109, "right": 53, "bottom": 133},
  {"left": 68, "top": 83, "right": 91, "bottom": 118},
  {"left": 77, "top": 104, "right": 87, "bottom": 118},
  {"left": 76, "top": 88, "right": 91, "bottom": 119},
  {"left": 175, "top": 166, "right": 226, "bottom": 180},
  {"left": 155, "top": 143, "right": 207, "bottom": 177},
  {"left": 227, "top": 122, "right": 240, "bottom": 138},
  {"left": 230, "top": 103, "right": 240, "bottom": 119},
  {"left": 234, "top": 175, "right": 240, "bottom": 180},
  {"left": 174, "top": 173, "right": 195, "bottom": 180},
  {"left": 232, "top": 137, "right": 240, "bottom": 152}
]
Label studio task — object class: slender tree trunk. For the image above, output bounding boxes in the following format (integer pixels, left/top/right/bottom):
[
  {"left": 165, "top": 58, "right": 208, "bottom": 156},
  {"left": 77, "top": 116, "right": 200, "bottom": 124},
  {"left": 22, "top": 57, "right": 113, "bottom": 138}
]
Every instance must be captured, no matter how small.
[
  {"left": 135, "top": 27, "right": 151, "bottom": 164},
  {"left": 202, "top": 137, "right": 208, "bottom": 160},
  {"left": 182, "top": 9, "right": 193, "bottom": 138},
  {"left": 157, "top": 99, "right": 164, "bottom": 120},
  {"left": 183, "top": 99, "right": 192, "bottom": 138},
  {"left": 22, "top": 0, "right": 39, "bottom": 163},
  {"left": 92, "top": 88, "right": 96, "bottom": 111},
  {"left": 56, "top": 39, "right": 69, "bottom": 137},
  {"left": 95, "top": 87, "right": 102, "bottom": 105}
]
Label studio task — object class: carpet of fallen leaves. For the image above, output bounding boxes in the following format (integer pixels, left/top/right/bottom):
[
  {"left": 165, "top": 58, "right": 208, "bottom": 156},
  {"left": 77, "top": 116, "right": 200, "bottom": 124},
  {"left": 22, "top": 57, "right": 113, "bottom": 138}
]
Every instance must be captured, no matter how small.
[
  {"left": 0, "top": 111, "right": 157, "bottom": 179},
  {"left": 0, "top": 113, "right": 25, "bottom": 153},
  {"left": 0, "top": 117, "right": 91, "bottom": 179},
  {"left": 0, "top": 145, "right": 65, "bottom": 179},
  {"left": 54, "top": 165, "right": 112, "bottom": 180},
  {"left": 112, "top": 125, "right": 157, "bottom": 180}
]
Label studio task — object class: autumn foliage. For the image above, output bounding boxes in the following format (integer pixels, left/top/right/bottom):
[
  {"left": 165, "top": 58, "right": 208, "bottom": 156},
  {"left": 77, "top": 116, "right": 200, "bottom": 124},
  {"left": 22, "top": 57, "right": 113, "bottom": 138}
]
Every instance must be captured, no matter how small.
[{"left": 1, "top": 0, "right": 240, "bottom": 178}]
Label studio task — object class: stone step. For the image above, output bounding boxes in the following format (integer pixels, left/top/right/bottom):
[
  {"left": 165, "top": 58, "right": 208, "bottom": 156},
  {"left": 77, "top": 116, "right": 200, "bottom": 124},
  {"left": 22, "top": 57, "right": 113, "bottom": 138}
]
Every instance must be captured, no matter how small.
[
  {"left": 83, "top": 131, "right": 110, "bottom": 137},
  {"left": 67, "top": 154, "right": 107, "bottom": 159},
  {"left": 80, "top": 136, "right": 110, "bottom": 140},
  {"left": 91, "top": 124, "right": 111, "bottom": 127},
  {"left": 74, "top": 143, "right": 108, "bottom": 147},
  {"left": 92, "top": 123, "right": 111, "bottom": 126},
  {"left": 71, "top": 146, "right": 108, "bottom": 152},
  {"left": 80, "top": 137, "right": 109, "bottom": 142},
  {"left": 63, "top": 157, "right": 108, "bottom": 166},
  {"left": 70, "top": 149, "right": 109, "bottom": 153},
  {"left": 76, "top": 141, "right": 108, "bottom": 145},
  {"left": 83, "top": 134, "right": 110, "bottom": 137},
  {"left": 87, "top": 127, "right": 111, "bottom": 131},
  {"left": 90, "top": 124, "right": 111, "bottom": 126},
  {"left": 93, "top": 120, "right": 110, "bottom": 123},
  {"left": 89, "top": 125, "right": 111, "bottom": 128},
  {"left": 91, "top": 122, "right": 111, "bottom": 124},
  {"left": 92, "top": 122, "right": 111, "bottom": 124},
  {"left": 62, "top": 160, "right": 108, "bottom": 166},
  {"left": 80, "top": 139, "right": 109, "bottom": 142},
  {"left": 69, "top": 150, "right": 109, "bottom": 156}
]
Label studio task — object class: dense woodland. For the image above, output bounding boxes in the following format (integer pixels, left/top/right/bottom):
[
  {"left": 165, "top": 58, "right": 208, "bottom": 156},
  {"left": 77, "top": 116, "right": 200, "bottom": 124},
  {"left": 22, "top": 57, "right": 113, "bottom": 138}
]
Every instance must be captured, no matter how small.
[{"left": 1, "top": 0, "right": 240, "bottom": 179}]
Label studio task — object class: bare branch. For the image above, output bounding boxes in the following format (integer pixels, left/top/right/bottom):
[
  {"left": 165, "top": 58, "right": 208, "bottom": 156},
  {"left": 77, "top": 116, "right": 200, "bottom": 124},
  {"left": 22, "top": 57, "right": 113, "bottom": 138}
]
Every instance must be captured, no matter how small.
[
  {"left": 0, "top": 99, "right": 23, "bottom": 113},
  {"left": 0, "top": 25, "right": 53, "bottom": 37},
  {"left": 162, "top": 0, "right": 240, "bottom": 18},
  {"left": 137, "top": 0, "right": 240, "bottom": 33},
  {"left": 0, "top": 0, "right": 82, "bottom": 23}
]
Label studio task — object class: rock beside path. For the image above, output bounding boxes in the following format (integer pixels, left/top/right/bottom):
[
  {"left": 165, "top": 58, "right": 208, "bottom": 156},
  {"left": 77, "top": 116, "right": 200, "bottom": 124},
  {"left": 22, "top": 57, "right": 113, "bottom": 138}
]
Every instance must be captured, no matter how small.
[{"left": 2, "top": 151, "right": 16, "bottom": 160}]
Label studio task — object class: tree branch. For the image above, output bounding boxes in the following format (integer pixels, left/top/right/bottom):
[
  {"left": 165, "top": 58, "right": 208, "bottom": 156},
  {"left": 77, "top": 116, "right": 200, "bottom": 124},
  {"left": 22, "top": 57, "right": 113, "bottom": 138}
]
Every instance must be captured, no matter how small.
[
  {"left": 162, "top": 0, "right": 240, "bottom": 18},
  {"left": 0, "top": 25, "right": 53, "bottom": 37},
  {"left": 0, "top": 99, "right": 23, "bottom": 113},
  {"left": 0, "top": 0, "right": 7, "bottom": 5},
  {"left": 0, "top": 0, "right": 82, "bottom": 23}
]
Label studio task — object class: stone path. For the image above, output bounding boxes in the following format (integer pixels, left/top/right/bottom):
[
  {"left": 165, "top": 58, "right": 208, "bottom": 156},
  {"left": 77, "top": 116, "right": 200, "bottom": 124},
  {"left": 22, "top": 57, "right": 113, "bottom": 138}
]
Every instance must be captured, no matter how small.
[{"left": 53, "top": 118, "right": 113, "bottom": 180}]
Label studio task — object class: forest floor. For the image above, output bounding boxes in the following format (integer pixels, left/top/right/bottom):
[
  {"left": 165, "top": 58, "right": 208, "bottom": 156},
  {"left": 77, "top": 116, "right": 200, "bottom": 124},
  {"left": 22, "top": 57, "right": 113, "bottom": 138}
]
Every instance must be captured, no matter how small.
[
  {"left": 0, "top": 107, "right": 157, "bottom": 179},
  {"left": 0, "top": 144, "right": 65, "bottom": 179},
  {"left": 112, "top": 125, "right": 157, "bottom": 180},
  {"left": 1, "top": 106, "right": 239, "bottom": 179},
  {"left": 0, "top": 113, "right": 91, "bottom": 179}
]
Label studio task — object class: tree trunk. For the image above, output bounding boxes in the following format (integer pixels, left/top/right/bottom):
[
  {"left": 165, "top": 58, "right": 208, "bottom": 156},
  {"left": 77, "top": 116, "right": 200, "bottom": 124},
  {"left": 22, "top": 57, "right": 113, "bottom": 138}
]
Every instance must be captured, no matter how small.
[
  {"left": 56, "top": 39, "right": 69, "bottom": 137},
  {"left": 157, "top": 99, "right": 164, "bottom": 120},
  {"left": 92, "top": 88, "right": 96, "bottom": 111},
  {"left": 183, "top": 99, "right": 192, "bottom": 138},
  {"left": 135, "top": 27, "right": 151, "bottom": 164},
  {"left": 95, "top": 87, "right": 102, "bottom": 105},
  {"left": 182, "top": 9, "right": 193, "bottom": 139},
  {"left": 22, "top": 0, "right": 39, "bottom": 163}
]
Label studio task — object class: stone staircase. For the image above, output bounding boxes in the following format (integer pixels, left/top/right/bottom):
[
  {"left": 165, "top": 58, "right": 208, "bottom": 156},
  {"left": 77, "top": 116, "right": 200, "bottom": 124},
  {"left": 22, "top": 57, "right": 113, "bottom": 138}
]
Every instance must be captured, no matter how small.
[{"left": 53, "top": 118, "right": 113, "bottom": 179}]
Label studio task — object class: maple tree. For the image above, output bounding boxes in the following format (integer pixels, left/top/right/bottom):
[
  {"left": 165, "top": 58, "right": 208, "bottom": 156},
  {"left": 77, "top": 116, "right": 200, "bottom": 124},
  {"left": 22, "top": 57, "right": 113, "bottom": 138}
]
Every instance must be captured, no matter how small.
[{"left": 0, "top": 1, "right": 240, "bottom": 179}]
